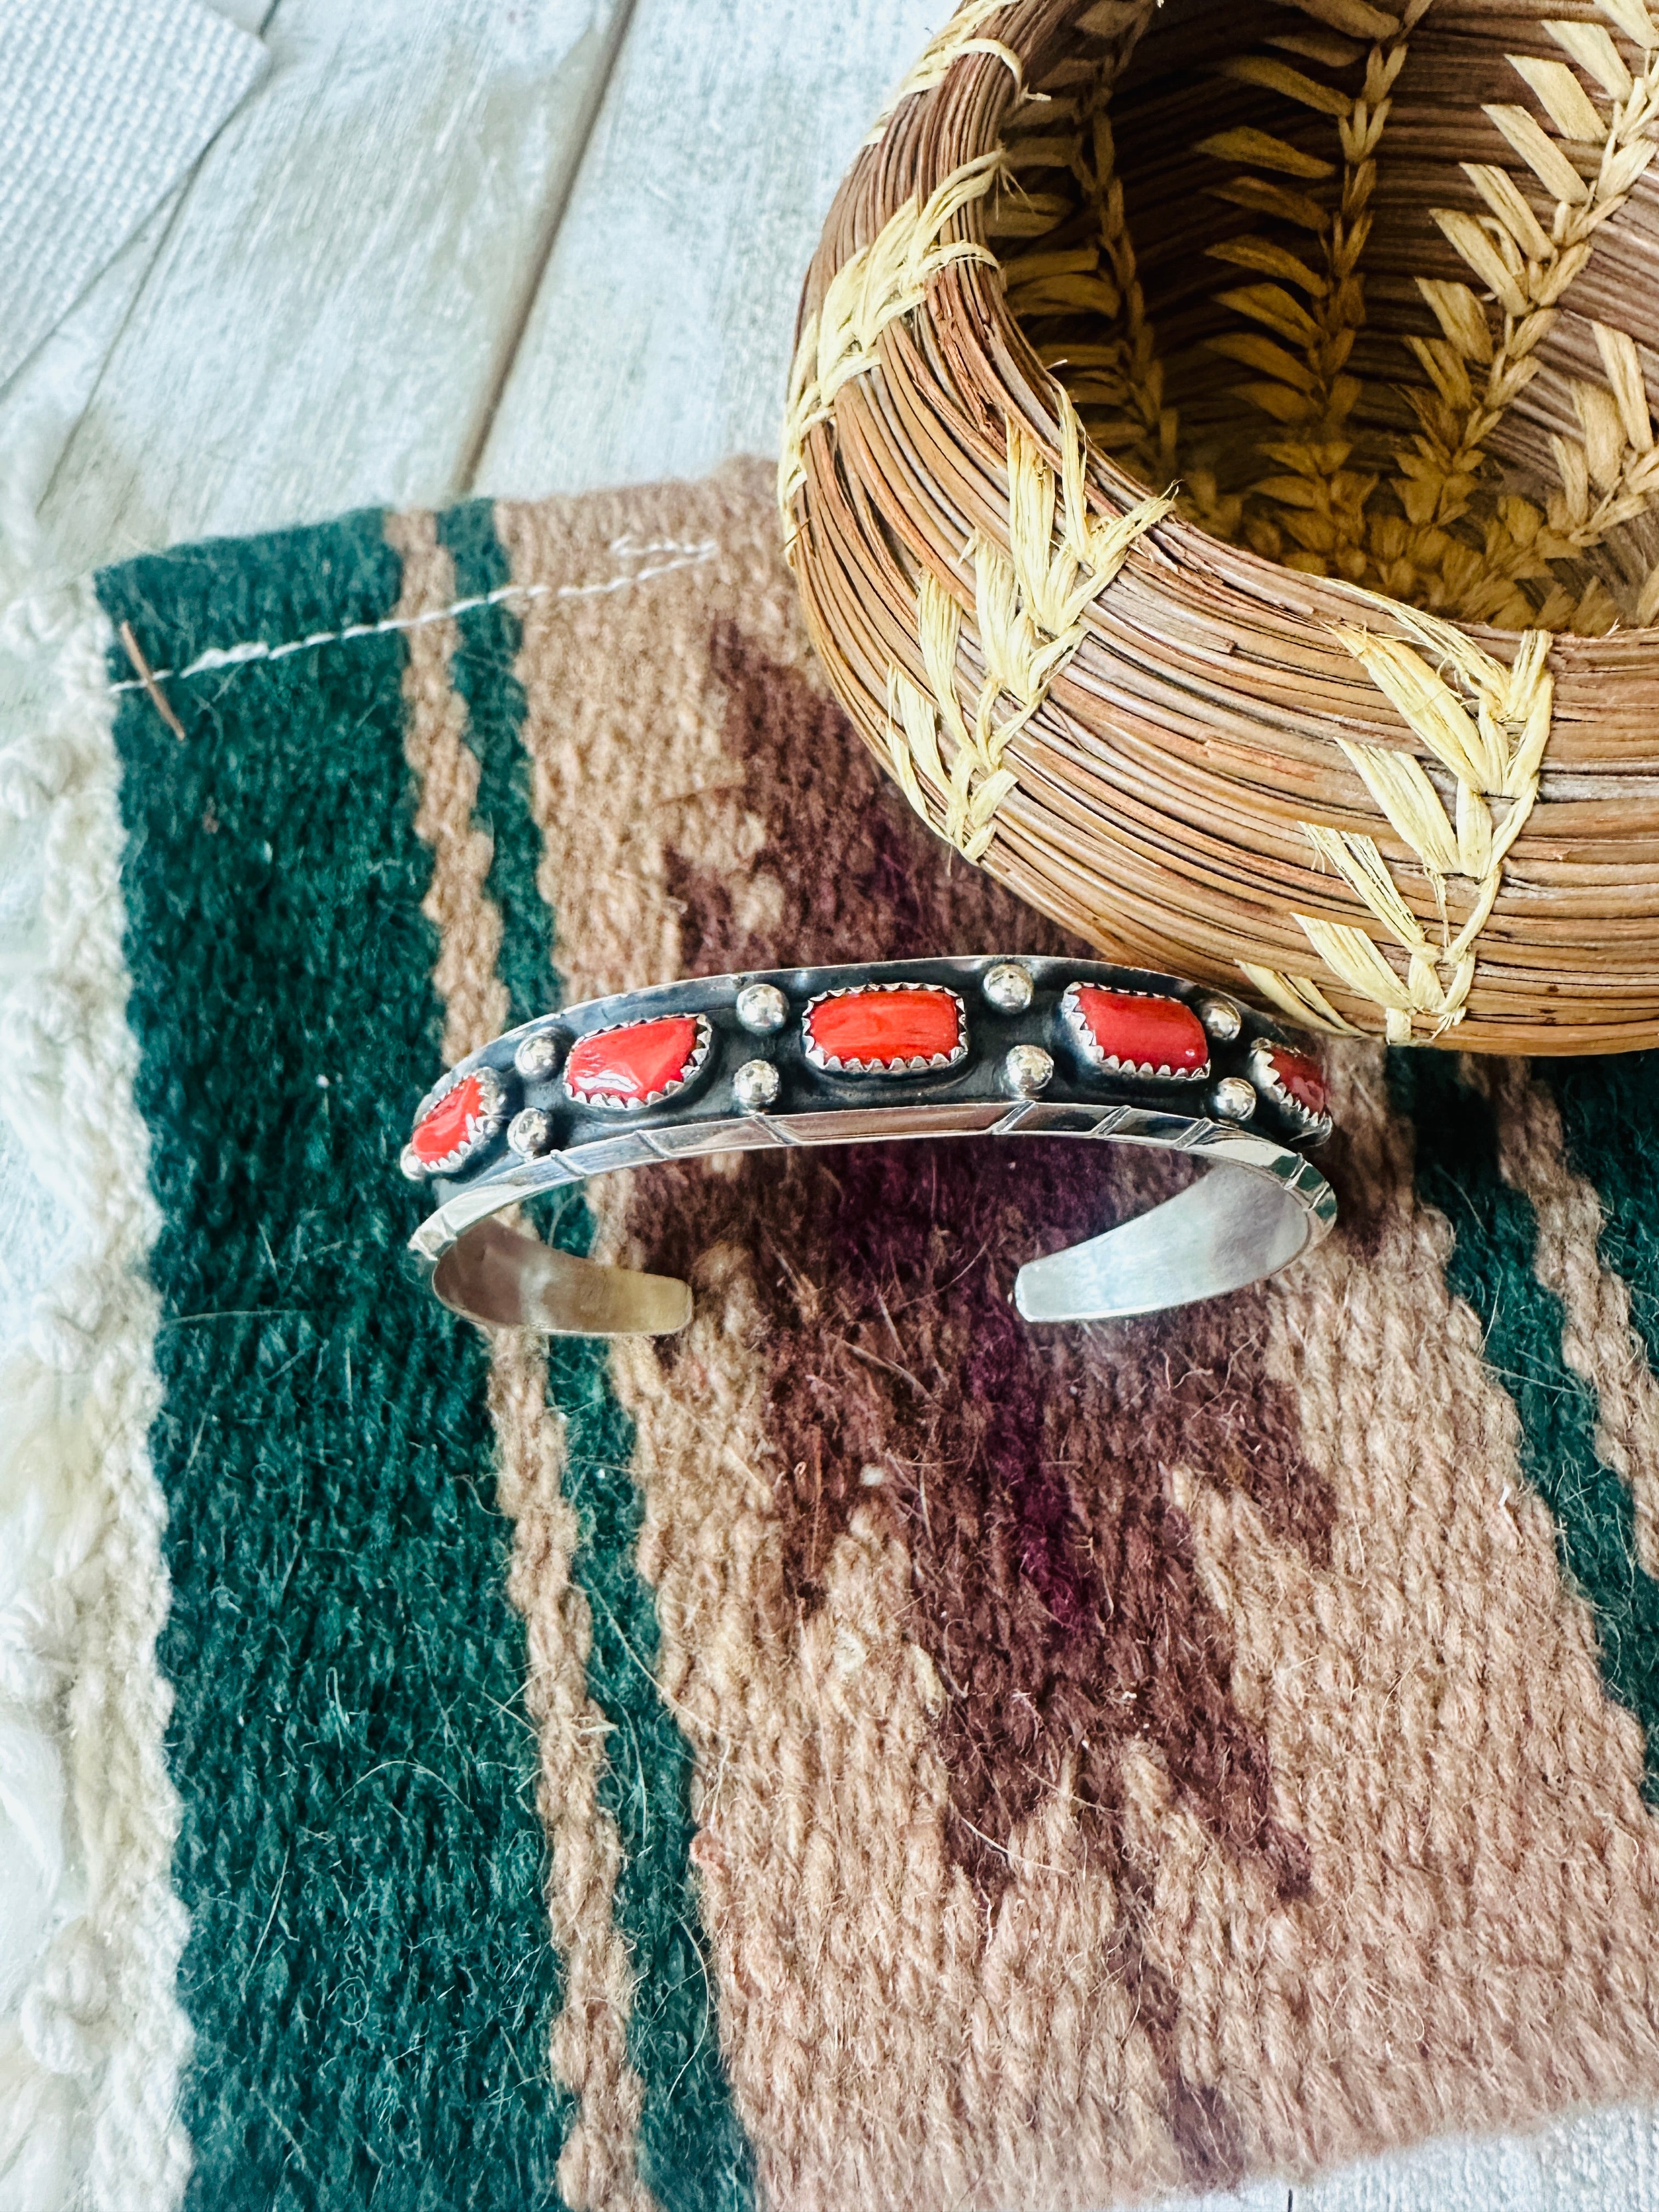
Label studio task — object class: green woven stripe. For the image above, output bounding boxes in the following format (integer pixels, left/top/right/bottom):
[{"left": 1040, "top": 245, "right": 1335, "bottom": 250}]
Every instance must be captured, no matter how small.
[
  {"left": 1396, "top": 1049, "right": 1659, "bottom": 1797},
  {"left": 438, "top": 499, "right": 556, "bottom": 1030},
  {"left": 549, "top": 1319, "right": 756, "bottom": 2212},
  {"left": 1536, "top": 1054, "right": 1659, "bottom": 1379},
  {"left": 437, "top": 498, "right": 754, "bottom": 2212},
  {"left": 97, "top": 514, "right": 571, "bottom": 2210}
]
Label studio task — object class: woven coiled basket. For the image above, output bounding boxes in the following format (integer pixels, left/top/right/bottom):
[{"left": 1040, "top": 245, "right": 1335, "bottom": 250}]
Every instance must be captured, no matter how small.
[{"left": 783, "top": 0, "right": 1659, "bottom": 1051}]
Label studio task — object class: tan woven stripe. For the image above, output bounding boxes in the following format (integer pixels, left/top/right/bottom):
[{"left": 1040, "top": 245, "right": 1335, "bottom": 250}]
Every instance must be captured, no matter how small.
[
  {"left": 1156, "top": 1044, "right": 1659, "bottom": 2166},
  {"left": 435, "top": 477, "right": 1659, "bottom": 2190},
  {"left": 386, "top": 506, "right": 656, "bottom": 2212},
  {"left": 384, "top": 508, "right": 508, "bottom": 1062},
  {"left": 1484, "top": 1058, "right": 1659, "bottom": 1581},
  {"left": 489, "top": 1330, "right": 654, "bottom": 2212},
  {"left": 495, "top": 477, "right": 787, "bottom": 1005},
  {"left": 496, "top": 475, "right": 1186, "bottom": 2207},
  {"left": 612, "top": 1297, "right": 1182, "bottom": 2210}
]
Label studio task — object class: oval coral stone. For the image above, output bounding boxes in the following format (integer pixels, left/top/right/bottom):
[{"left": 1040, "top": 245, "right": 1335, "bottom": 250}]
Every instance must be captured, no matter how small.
[
  {"left": 806, "top": 985, "right": 964, "bottom": 1070},
  {"left": 1068, "top": 986, "right": 1208, "bottom": 1076},
  {"left": 1265, "top": 1044, "right": 1328, "bottom": 1118},
  {"left": 567, "top": 1015, "right": 702, "bottom": 1105},
  {"left": 411, "top": 1071, "right": 488, "bottom": 1165}
]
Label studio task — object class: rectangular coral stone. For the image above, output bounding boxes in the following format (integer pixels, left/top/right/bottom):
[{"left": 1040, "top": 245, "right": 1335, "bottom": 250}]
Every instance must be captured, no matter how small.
[
  {"left": 805, "top": 985, "right": 964, "bottom": 1072},
  {"left": 1066, "top": 986, "right": 1209, "bottom": 1077}
]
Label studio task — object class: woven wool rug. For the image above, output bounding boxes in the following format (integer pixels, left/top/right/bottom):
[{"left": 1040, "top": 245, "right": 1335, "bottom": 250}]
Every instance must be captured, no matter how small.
[{"left": 8, "top": 459, "right": 1659, "bottom": 2211}]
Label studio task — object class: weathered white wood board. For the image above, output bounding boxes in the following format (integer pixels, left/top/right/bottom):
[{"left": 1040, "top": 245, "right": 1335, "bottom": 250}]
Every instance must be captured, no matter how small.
[
  {"left": 0, "top": 0, "right": 270, "bottom": 591},
  {"left": 37, "top": 0, "right": 632, "bottom": 575},
  {"left": 1302, "top": 2104, "right": 1659, "bottom": 2210},
  {"left": 473, "top": 0, "right": 944, "bottom": 497},
  {"left": 0, "top": 0, "right": 267, "bottom": 387},
  {"left": 2, "top": 205, "right": 179, "bottom": 595}
]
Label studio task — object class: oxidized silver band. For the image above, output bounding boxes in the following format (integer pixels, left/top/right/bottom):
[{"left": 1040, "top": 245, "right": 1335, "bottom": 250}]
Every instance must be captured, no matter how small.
[{"left": 402, "top": 955, "right": 1338, "bottom": 1335}]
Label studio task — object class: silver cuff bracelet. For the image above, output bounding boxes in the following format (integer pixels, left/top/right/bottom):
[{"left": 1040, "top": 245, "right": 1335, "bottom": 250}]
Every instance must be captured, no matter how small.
[{"left": 401, "top": 955, "right": 1338, "bottom": 1336}]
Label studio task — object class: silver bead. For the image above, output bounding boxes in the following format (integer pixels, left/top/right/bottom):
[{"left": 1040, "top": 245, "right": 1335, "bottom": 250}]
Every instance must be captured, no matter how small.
[
  {"left": 735, "top": 982, "right": 789, "bottom": 1036},
  {"left": 1003, "top": 1044, "right": 1054, "bottom": 1097},
  {"left": 733, "top": 1058, "right": 781, "bottom": 1110},
  {"left": 1211, "top": 1076, "right": 1257, "bottom": 1122},
  {"left": 1196, "top": 994, "right": 1243, "bottom": 1044},
  {"left": 514, "top": 1031, "right": 563, "bottom": 1082},
  {"left": 508, "top": 1107, "right": 555, "bottom": 1158},
  {"left": 399, "top": 1144, "right": 428, "bottom": 1182},
  {"left": 981, "top": 961, "right": 1034, "bottom": 1014}
]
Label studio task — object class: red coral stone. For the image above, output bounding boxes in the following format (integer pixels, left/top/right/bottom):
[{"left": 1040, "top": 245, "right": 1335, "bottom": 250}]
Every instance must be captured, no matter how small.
[
  {"left": 1069, "top": 986, "right": 1208, "bottom": 1075},
  {"left": 411, "top": 1072, "right": 487, "bottom": 1165},
  {"left": 806, "top": 985, "right": 963, "bottom": 1070},
  {"left": 567, "top": 1015, "right": 702, "bottom": 1105},
  {"left": 1265, "top": 1044, "right": 1328, "bottom": 1118}
]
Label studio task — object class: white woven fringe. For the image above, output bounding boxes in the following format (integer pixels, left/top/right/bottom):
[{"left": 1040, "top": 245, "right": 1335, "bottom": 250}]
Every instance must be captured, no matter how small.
[{"left": 0, "top": 579, "right": 190, "bottom": 2212}]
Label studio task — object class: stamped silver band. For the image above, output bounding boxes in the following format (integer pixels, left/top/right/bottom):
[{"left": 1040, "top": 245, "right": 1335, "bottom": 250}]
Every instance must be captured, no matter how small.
[{"left": 402, "top": 956, "right": 1338, "bottom": 1336}]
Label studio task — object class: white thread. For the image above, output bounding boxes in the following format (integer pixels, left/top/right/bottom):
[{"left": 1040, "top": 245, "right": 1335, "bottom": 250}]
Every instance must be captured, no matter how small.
[
  {"left": 605, "top": 534, "right": 720, "bottom": 559},
  {"left": 0, "top": 580, "right": 192, "bottom": 2210},
  {"left": 109, "top": 544, "right": 719, "bottom": 693}
]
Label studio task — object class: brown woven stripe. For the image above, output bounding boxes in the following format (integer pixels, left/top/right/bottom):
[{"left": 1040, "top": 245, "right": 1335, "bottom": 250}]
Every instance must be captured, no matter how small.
[{"left": 386, "top": 506, "right": 656, "bottom": 2212}]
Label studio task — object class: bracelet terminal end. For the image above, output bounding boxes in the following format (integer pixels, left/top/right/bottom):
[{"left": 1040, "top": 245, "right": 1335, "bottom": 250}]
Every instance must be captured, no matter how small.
[{"left": 431, "top": 1217, "right": 692, "bottom": 1335}]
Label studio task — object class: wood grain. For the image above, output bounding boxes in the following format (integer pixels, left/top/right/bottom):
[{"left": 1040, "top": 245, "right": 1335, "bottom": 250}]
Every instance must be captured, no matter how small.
[
  {"left": 37, "top": 0, "right": 632, "bottom": 574},
  {"left": 473, "top": 0, "right": 944, "bottom": 497},
  {"left": 0, "top": 0, "right": 272, "bottom": 591}
]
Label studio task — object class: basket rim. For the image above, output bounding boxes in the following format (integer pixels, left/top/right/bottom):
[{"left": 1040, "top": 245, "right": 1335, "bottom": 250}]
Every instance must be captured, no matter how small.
[{"left": 805, "top": 0, "right": 1659, "bottom": 669}]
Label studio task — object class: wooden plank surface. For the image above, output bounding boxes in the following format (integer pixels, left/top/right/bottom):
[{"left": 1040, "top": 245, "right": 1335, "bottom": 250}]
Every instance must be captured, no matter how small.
[
  {"left": 36, "top": 0, "right": 633, "bottom": 577},
  {"left": 473, "top": 0, "right": 944, "bottom": 498},
  {"left": 0, "top": 0, "right": 270, "bottom": 594}
]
